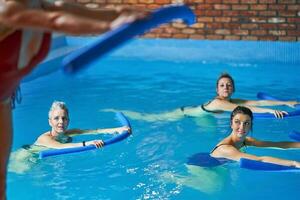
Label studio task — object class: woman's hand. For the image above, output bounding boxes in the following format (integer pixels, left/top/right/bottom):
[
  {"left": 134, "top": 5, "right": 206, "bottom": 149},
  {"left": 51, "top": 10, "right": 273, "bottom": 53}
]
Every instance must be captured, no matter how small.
[
  {"left": 86, "top": 140, "right": 104, "bottom": 148},
  {"left": 270, "top": 110, "right": 288, "bottom": 118},
  {"left": 292, "top": 161, "right": 300, "bottom": 168}
]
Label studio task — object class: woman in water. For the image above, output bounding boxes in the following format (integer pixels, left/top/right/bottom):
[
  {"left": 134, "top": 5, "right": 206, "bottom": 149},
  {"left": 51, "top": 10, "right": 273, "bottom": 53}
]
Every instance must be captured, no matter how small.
[
  {"left": 104, "top": 73, "right": 299, "bottom": 122},
  {"left": 210, "top": 106, "right": 300, "bottom": 167},
  {"left": 9, "top": 101, "right": 130, "bottom": 173}
]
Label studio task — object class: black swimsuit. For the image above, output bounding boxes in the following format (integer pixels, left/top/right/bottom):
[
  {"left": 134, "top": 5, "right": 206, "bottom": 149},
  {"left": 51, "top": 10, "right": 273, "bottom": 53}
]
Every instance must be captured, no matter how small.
[{"left": 211, "top": 141, "right": 247, "bottom": 154}]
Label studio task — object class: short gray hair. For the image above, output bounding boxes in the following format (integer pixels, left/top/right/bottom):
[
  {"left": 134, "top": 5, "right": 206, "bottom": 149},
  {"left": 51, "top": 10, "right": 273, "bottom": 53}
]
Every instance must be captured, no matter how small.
[{"left": 48, "top": 101, "right": 69, "bottom": 119}]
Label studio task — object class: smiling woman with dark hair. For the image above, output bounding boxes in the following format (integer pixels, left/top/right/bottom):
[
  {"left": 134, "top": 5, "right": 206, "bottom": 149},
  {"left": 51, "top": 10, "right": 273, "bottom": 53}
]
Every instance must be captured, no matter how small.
[{"left": 210, "top": 106, "right": 300, "bottom": 168}]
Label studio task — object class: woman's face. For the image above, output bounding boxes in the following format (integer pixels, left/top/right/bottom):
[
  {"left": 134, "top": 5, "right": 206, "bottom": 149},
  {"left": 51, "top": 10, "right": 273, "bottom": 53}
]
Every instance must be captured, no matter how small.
[
  {"left": 231, "top": 113, "right": 252, "bottom": 139},
  {"left": 216, "top": 77, "right": 234, "bottom": 98},
  {"left": 49, "top": 108, "right": 69, "bottom": 134}
]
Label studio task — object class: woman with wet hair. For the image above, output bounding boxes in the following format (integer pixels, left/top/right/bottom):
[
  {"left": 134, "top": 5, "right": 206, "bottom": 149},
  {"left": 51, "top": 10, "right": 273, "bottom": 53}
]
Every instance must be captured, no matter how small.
[{"left": 210, "top": 106, "right": 300, "bottom": 168}]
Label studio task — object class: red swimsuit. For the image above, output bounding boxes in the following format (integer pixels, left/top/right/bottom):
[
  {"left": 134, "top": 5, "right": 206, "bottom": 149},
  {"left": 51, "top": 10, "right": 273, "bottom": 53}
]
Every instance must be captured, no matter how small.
[{"left": 0, "top": 30, "right": 51, "bottom": 101}]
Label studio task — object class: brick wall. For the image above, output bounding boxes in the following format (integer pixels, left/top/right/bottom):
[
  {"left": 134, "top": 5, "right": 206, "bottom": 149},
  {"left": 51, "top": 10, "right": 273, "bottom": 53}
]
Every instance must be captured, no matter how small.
[{"left": 75, "top": 0, "right": 300, "bottom": 41}]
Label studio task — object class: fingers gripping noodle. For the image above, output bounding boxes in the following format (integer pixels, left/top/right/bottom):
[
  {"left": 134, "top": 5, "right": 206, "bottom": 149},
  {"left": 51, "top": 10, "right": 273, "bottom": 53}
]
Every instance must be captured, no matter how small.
[
  {"left": 39, "top": 112, "right": 131, "bottom": 159},
  {"left": 187, "top": 153, "right": 300, "bottom": 172},
  {"left": 62, "top": 4, "right": 196, "bottom": 74}
]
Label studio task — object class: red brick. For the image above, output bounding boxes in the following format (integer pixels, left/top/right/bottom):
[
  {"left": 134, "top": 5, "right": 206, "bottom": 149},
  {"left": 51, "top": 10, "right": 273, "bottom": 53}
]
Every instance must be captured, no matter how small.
[
  {"left": 278, "top": 0, "right": 296, "bottom": 3},
  {"left": 251, "top": 30, "right": 268, "bottom": 35},
  {"left": 287, "top": 30, "right": 300, "bottom": 36},
  {"left": 278, "top": 24, "right": 296, "bottom": 30},
  {"left": 197, "top": 17, "right": 214, "bottom": 23},
  {"left": 206, "top": 23, "right": 223, "bottom": 29},
  {"left": 278, "top": 36, "right": 297, "bottom": 41},
  {"left": 164, "top": 27, "right": 180, "bottom": 34},
  {"left": 215, "top": 29, "right": 231, "bottom": 35},
  {"left": 213, "top": 17, "right": 231, "bottom": 23},
  {"left": 205, "top": 0, "right": 222, "bottom": 3},
  {"left": 251, "top": 4, "right": 267, "bottom": 10},
  {"left": 206, "top": 35, "right": 224, "bottom": 40},
  {"left": 269, "top": 30, "right": 286, "bottom": 36},
  {"left": 189, "top": 35, "right": 206, "bottom": 40},
  {"left": 239, "top": 11, "right": 258, "bottom": 17},
  {"left": 147, "top": 4, "right": 160, "bottom": 9},
  {"left": 258, "top": 36, "right": 277, "bottom": 41},
  {"left": 287, "top": 5, "right": 300, "bottom": 10},
  {"left": 197, "top": 4, "right": 213, "bottom": 10},
  {"left": 259, "top": 11, "right": 276, "bottom": 16},
  {"left": 139, "top": 0, "right": 154, "bottom": 3},
  {"left": 259, "top": 0, "right": 276, "bottom": 3},
  {"left": 224, "top": 35, "right": 241, "bottom": 40},
  {"left": 154, "top": 0, "right": 171, "bottom": 4},
  {"left": 241, "top": 24, "right": 258, "bottom": 29},
  {"left": 242, "top": 36, "right": 258, "bottom": 40},
  {"left": 223, "top": 23, "right": 241, "bottom": 29},
  {"left": 172, "top": 22, "right": 187, "bottom": 29},
  {"left": 268, "top": 5, "right": 286, "bottom": 10},
  {"left": 278, "top": 10, "right": 297, "bottom": 17},
  {"left": 214, "top": 4, "right": 231, "bottom": 10},
  {"left": 204, "top": 10, "right": 222, "bottom": 16},
  {"left": 287, "top": 18, "right": 300, "bottom": 23},
  {"left": 240, "top": 0, "right": 257, "bottom": 4},
  {"left": 223, "top": 0, "right": 239, "bottom": 3},
  {"left": 182, "top": 28, "right": 196, "bottom": 34},
  {"left": 123, "top": 0, "right": 138, "bottom": 3},
  {"left": 232, "top": 5, "right": 248, "bottom": 10},
  {"left": 259, "top": 24, "right": 278, "bottom": 29},
  {"left": 250, "top": 17, "right": 267, "bottom": 23},
  {"left": 223, "top": 11, "right": 240, "bottom": 17},
  {"left": 191, "top": 23, "right": 205, "bottom": 28},
  {"left": 232, "top": 29, "right": 249, "bottom": 35}
]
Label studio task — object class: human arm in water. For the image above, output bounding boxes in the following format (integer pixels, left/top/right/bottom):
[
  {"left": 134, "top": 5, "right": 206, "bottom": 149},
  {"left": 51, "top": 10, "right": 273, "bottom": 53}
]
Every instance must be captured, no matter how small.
[
  {"left": 205, "top": 98, "right": 288, "bottom": 118},
  {"left": 65, "top": 126, "right": 131, "bottom": 136},
  {"left": 35, "top": 132, "right": 104, "bottom": 149},
  {"left": 211, "top": 137, "right": 300, "bottom": 168},
  {"left": 233, "top": 98, "right": 299, "bottom": 108}
]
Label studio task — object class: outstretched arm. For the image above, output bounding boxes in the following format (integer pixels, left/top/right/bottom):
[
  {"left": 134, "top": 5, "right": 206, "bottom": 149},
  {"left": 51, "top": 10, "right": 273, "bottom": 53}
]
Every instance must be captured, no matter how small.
[
  {"left": 35, "top": 134, "right": 103, "bottom": 149},
  {"left": 66, "top": 126, "right": 131, "bottom": 136},
  {"left": 211, "top": 144, "right": 300, "bottom": 168},
  {"left": 233, "top": 98, "right": 299, "bottom": 108},
  {"left": 0, "top": 1, "right": 147, "bottom": 35},
  {"left": 247, "top": 137, "right": 300, "bottom": 149},
  {"left": 208, "top": 99, "right": 288, "bottom": 118}
]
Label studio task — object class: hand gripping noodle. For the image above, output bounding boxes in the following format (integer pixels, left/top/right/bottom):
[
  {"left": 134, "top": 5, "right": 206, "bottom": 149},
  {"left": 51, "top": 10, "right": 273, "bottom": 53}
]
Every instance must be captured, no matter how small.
[{"left": 39, "top": 112, "right": 131, "bottom": 159}]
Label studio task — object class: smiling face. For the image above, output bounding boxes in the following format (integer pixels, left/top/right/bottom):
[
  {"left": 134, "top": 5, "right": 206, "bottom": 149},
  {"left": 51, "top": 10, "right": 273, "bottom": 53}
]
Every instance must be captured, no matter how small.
[
  {"left": 231, "top": 113, "right": 252, "bottom": 139},
  {"left": 48, "top": 108, "right": 69, "bottom": 135},
  {"left": 216, "top": 77, "right": 234, "bottom": 99}
]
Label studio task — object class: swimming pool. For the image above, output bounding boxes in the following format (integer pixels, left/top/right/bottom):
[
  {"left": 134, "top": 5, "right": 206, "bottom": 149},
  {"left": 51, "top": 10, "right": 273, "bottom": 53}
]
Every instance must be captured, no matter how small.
[{"left": 8, "top": 36, "right": 300, "bottom": 199}]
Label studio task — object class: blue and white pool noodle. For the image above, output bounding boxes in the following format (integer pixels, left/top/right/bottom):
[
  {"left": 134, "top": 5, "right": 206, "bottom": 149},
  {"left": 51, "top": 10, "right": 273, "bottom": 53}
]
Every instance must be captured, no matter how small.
[
  {"left": 39, "top": 112, "right": 131, "bottom": 159},
  {"left": 63, "top": 4, "right": 196, "bottom": 73}
]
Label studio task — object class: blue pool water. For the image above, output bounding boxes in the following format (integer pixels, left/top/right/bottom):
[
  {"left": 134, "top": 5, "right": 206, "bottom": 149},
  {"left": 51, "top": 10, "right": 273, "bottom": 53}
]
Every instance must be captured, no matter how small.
[{"left": 7, "top": 36, "right": 300, "bottom": 199}]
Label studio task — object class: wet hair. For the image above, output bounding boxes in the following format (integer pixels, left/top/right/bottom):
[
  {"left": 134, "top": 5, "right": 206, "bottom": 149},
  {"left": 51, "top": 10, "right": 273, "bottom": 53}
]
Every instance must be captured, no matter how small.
[
  {"left": 48, "top": 101, "right": 69, "bottom": 119},
  {"left": 216, "top": 73, "right": 235, "bottom": 93},
  {"left": 231, "top": 106, "right": 253, "bottom": 130}
]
